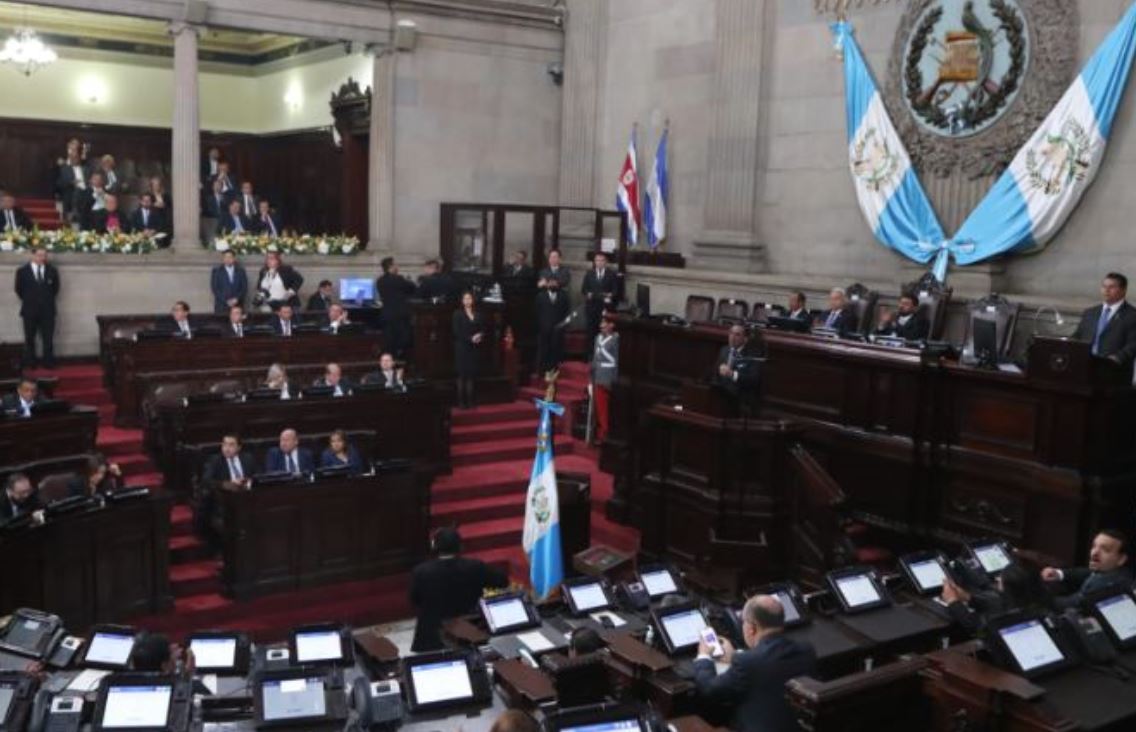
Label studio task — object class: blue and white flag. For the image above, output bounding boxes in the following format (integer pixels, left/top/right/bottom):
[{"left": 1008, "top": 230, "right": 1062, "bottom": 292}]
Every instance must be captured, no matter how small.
[
  {"left": 522, "top": 397, "right": 564, "bottom": 600},
  {"left": 833, "top": 22, "right": 947, "bottom": 271},
  {"left": 644, "top": 127, "right": 669, "bottom": 249},
  {"left": 951, "top": 3, "right": 1136, "bottom": 270}
]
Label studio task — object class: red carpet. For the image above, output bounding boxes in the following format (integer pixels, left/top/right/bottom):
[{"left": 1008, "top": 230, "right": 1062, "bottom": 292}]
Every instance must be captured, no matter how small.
[
  {"left": 19, "top": 198, "right": 63, "bottom": 231},
  {"left": 40, "top": 359, "right": 639, "bottom": 640}
]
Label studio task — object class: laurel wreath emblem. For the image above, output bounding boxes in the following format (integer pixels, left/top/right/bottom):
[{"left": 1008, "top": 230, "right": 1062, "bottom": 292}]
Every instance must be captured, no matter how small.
[
  {"left": 851, "top": 127, "right": 901, "bottom": 192},
  {"left": 1025, "top": 118, "right": 1093, "bottom": 196}
]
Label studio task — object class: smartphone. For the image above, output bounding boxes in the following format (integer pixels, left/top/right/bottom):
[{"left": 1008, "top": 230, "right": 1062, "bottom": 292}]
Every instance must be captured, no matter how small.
[{"left": 700, "top": 627, "right": 724, "bottom": 658}]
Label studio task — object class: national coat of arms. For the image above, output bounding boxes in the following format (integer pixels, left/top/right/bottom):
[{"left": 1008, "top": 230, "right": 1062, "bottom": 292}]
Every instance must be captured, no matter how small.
[
  {"left": 1025, "top": 118, "right": 1094, "bottom": 196},
  {"left": 851, "top": 127, "right": 901, "bottom": 192}
]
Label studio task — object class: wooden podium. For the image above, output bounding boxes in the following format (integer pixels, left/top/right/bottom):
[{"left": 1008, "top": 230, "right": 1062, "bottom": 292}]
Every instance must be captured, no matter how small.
[
  {"left": 1028, "top": 335, "right": 1130, "bottom": 387},
  {"left": 409, "top": 300, "right": 516, "bottom": 404}
]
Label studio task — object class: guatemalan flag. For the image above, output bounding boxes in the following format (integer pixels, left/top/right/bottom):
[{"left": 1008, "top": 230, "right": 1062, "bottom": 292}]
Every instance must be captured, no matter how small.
[
  {"left": 522, "top": 398, "right": 564, "bottom": 600},
  {"left": 833, "top": 22, "right": 946, "bottom": 273},
  {"left": 615, "top": 129, "right": 642, "bottom": 246},
  {"left": 643, "top": 127, "right": 669, "bottom": 249},
  {"left": 950, "top": 2, "right": 1136, "bottom": 273}
]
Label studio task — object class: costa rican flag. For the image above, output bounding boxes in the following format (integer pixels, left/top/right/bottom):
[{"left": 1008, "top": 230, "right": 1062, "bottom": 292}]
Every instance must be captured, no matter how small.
[{"left": 615, "top": 128, "right": 642, "bottom": 246}]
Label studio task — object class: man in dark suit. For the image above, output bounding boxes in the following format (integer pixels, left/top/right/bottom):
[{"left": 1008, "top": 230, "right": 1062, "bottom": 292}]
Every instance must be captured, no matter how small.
[
  {"left": 264, "top": 429, "right": 314, "bottom": 475},
  {"left": 223, "top": 305, "right": 247, "bottom": 338},
  {"left": 201, "top": 147, "right": 222, "bottom": 186},
  {"left": 129, "top": 193, "right": 167, "bottom": 237},
  {"left": 236, "top": 181, "right": 259, "bottom": 219},
  {"left": 213, "top": 161, "right": 236, "bottom": 197},
  {"left": 715, "top": 324, "right": 763, "bottom": 397},
  {"left": 1072, "top": 272, "right": 1136, "bottom": 366},
  {"left": 874, "top": 292, "right": 930, "bottom": 341},
  {"left": 786, "top": 291, "right": 810, "bottom": 322},
  {"left": 694, "top": 595, "right": 816, "bottom": 732},
  {"left": 2, "top": 378, "right": 41, "bottom": 418},
  {"left": 1041, "top": 529, "right": 1133, "bottom": 610},
  {"left": 322, "top": 303, "right": 351, "bottom": 334},
  {"left": 270, "top": 304, "right": 297, "bottom": 337},
  {"left": 409, "top": 527, "right": 509, "bottom": 652},
  {"left": 196, "top": 433, "right": 256, "bottom": 546},
  {"left": 254, "top": 199, "right": 283, "bottom": 238},
  {"left": 536, "top": 278, "right": 571, "bottom": 375},
  {"left": 416, "top": 259, "right": 457, "bottom": 301},
  {"left": 362, "top": 353, "right": 405, "bottom": 391},
  {"left": 504, "top": 250, "right": 533, "bottom": 279},
  {"left": 157, "top": 301, "right": 197, "bottom": 339},
  {"left": 75, "top": 172, "right": 108, "bottom": 231},
  {"left": 307, "top": 280, "right": 334, "bottom": 311},
  {"left": 0, "top": 473, "right": 44, "bottom": 525},
  {"left": 313, "top": 362, "right": 354, "bottom": 397},
  {"left": 1, "top": 191, "right": 33, "bottom": 232},
  {"left": 537, "top": 249, "right": 570, "bottom": 290},
  {"left": 90, "top": 194, "right": 132, "bottom": 234},
  {"left": 377, "top": 257, "right": 417, "bottom": 358},
  {"left": 14, "top": 247, "right": 61, "bottom": 368},
  {"left": 581, "top": 251, "right": 619, "bottom": 350},
  {"left": 203, "top": 178, "right": 228, "bottom": 221},
  {"left": 217, "top": 198, "right": 252, "bottom": 237},
  {"left": 818, "top": 288, "right": 859, "bottom": 336},
  {"left": 210, "top": 250, "right": 248, "bottom": 314}
]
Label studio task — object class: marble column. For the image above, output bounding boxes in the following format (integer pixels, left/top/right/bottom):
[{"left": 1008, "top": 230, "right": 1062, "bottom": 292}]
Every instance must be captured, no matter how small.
[
  {"left": 170, "top": 22, "right": 201, "bottom": 250},
  {"left": 695, "top": 0, "right": 768, "bottom": 270},
  {"left": 369, "top": 49, "right": 396, "bottom": 252},
  {"left": 558, "top": 0, "right": 606, "bottom": 207}
]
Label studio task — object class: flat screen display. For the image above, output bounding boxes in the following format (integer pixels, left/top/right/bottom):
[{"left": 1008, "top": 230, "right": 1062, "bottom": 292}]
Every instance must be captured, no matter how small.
[
  {"left": 998, "top": 620, "right": 1065, "bottom": 672},
  {"left": 1097, "top": 594, "right": 1136, "bottom": 642},
  {"left": 909, "top": 559, "right": 948, "bottom": 592},
  {"left": 659, "top": 609, "right": 705, "bottom": 650},
  {"left": 261, "top": 677, "right": 326, "bottom": 721},
  {"left": 85, "top": 632, "right": 135, "bottom": 667},
  {"left": 4, "top": 616, "right": 49, "bottom": 654},
  {"left": 294, "top": 631, "right": 342, "bottom": 663},
  {"left": 974, "top": 544, "right": 1012, "bottom": 574},
  {"left": 189, "top": 637, "right": 237, "bottom": 670},
  {"left": 340, "top": 278, "right": 375, "bottom": 302},
  {"left": 566, "top": 582, "right": 610, "bottom": 612},
  {"left": 0, "top": 687, "right": 13, "bottom": 721},
  {"left": 834, "top": 575, "right": 882, "bottom": 609},
  {"left": 563, "top": 719, "right": 643, "bottom": 732},
  {"left": 101, "top": 685, "right": 172, "bottom": 728},
  {"left": 640, "top": 569, "right": 677, "bottom": 597},
  {"left": 409, "top": 659, "right": 474, "bottom": 706},
  {"left": 774, "top": 591, "right": 801, "bottom": 624},
  {"left": 482, "top": 597, "right": 530, "bottom": 633}
]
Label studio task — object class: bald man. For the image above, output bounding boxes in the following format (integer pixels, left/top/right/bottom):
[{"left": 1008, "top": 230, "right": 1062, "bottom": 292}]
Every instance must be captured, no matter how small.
[
  {"left": 264, "top": 428, "right": 314, "bottom": 475},
  {"left": 694, "top": 595, "right": 816, "bottom": 732}
]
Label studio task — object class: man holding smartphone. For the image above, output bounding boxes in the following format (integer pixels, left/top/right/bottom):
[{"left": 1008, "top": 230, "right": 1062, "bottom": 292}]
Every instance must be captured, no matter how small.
[{"left": 693, "top": 595, "right": 816, "bottom": 732}]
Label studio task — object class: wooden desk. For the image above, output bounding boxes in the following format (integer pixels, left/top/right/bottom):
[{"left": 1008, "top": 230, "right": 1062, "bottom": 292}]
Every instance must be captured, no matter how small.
[
  {"left": 0, "top": 495, "right": 172, "bottom": 630},
  {"left": 109, "top": 332, "right": 383, "bottom": 425},
  {"left": 409, "top": 301, "right": 515, "bottom": 403},
  {"left": 604, "top": 316, "right": 1136, "bottom": 564},
  {"left": 0, "top": 408, "right": 99, "bottom": 467},
  {"left": 218, "top": 469, "right": 429, "bottom": 600}
]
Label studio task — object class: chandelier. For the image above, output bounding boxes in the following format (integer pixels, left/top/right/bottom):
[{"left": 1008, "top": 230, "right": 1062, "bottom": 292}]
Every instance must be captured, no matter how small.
[{"left": 0, "top": 28, "right": 58, "bottom": 76}]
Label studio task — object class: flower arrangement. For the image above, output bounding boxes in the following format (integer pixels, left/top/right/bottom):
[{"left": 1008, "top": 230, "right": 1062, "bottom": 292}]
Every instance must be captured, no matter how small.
[
  {"left": 213, "top": 234, "right": 360, "bottom": 256},
  {"left": 0, "top": 228, "right": 164, "bottom": 254}
]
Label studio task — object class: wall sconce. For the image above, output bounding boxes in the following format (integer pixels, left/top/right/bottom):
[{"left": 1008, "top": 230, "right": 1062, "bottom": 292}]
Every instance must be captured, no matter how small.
[
  {"left": 284, "top": 82, "right": 303, "bottom": 111},
  {"left": 77, "top": 75, "right": 107, "bottom": 105}
]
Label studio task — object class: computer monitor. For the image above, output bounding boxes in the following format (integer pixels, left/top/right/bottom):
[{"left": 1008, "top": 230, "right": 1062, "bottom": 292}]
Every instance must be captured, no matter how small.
[
  {"left": 82, "top": 627, "right": 137, "bottom": 670},
  {"left": 651, "top": 604, "right": 709, "bottom": 656},
  {"left": 187, "top": 632, "right": 249, "bottom": 676},
  {"left": 544, "top": 704, "right": 648, "bottom": 732},
  {"left": 973, "top": 316, "right": 999, "bottom": 364},
  {"left": 562, "top": 578, "right": 614, "bottom": 615},
  {"left": 899, "top": 552, "right": 951, "bottom": 596},
  {"left": 254, "top": 673, "right": 332, "bottom": 728},
  {"left": 968, "top": 541, "right": 1013, "bottom": 575},
  {"left": 1091, "top": 590, "right": 1136, "bottom": 651},
  {"left": 990, "top": 617, "right": 1070, "bottom": 678},
  {"left": 637, "top": 565, "right": 678, "bottom": 599},
  {"left": 635, "top": 284, "right": 650, "bottom": 316},
  {"left": 96, "top": 680, "right": 173, "bottom": 730},
  {"left": 479, "top": 593, "right": 539, "bottom": 635},
  {"left": 403, "top": 652, "right": 487, "bottom": 713},
  {"left": 0, "top": 608, "right": 62, "bottom": 659},
  {"left": 0, "top": 685, "right": 13, "bottom": 724},
  {"left": 826, "top": 568, "right": 890, "bottom": 614},
  {"left": 289, "top": 624, "right": 352, "bottom": 667},
  {"left": 339, "top": 278, "right": 375, "bottom": 303}
]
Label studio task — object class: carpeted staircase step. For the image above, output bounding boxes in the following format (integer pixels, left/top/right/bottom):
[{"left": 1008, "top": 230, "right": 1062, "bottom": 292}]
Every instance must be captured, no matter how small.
[
  {"left": 113, "top": 453, "right": 157, "bottom": 477},
  {"left": 459, "top": 517, "right": 524, "bottom": 552},
  {"left": 451, "top": 402, "right": 540, "bottom": 427},
  {"left": 169, "top": 534, "right": 212, "bottom": 564},
  {"left": 96, "top": 426, "right": 143, "bottom": 456},
  {"left": 170, "top": 560, "right": 222, "bottom": 598},
  {"left": 452, "top": 419, "right": 536, "bottom": 445},
  {"left": 433, "top": 462, "right": 530, "bottom": 502},
  {"left": 53, "top": 372, "right": 105, "bottom": 391},
  {"left": 126, "top": 471, "right": 164, "bottom": 489},
  {"left": 170, "top": 504, "right": 194, "bottom": 537},
  {"left": 432, "top": 493, "right": 525, "bottom": 527},
  {"left": 451, "top": 435, "right": 573, "bottom": 468},
  {"left": 55, "top": 387, "right": 113, "bottom": 405}
]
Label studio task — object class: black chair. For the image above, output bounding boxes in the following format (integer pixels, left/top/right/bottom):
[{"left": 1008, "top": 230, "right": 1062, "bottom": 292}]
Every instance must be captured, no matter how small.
[
  {"left": 717, "top": 299, "right": 749, "bottom": 325},
  {"left": 684, "top": 295, "right": 715, "bottom": 324},
  {"left": 964, "top": 293, "right": 1020, "bottom": 362},
  {"left": 905, "top": 272, "right": 953, "bottom": 341},
  {"left": 845, "top": 283, "right": 879, "bottom": 336},
  {"left": 542, "top": 652, "right": 613, "bottom": 709}
]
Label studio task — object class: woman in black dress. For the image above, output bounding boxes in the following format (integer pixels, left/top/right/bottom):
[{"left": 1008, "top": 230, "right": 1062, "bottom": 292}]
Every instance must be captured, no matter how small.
[{"left": 452, "top": 291, "right": 486, "bottom": 409}]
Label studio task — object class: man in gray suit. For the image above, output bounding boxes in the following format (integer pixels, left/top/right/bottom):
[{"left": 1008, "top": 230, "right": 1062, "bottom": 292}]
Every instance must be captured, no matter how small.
[{"left": 1041, "top": 529, "right": 1132, "bottom": 609}]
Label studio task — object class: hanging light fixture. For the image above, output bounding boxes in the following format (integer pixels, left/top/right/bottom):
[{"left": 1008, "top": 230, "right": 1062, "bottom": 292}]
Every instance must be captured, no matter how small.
[{"left": 0, "top": 28, "right": 58, "bottom": 76}]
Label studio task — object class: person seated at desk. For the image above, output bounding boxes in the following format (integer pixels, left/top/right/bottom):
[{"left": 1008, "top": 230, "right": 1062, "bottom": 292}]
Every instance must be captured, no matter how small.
[
  {"left": 307, "top": 279, "right": 334, "bottom": 311},
  {"left": 504, "top": 250, "right": 533, "bottom": 280},
  {"left": 256, "top": 252, "right": 303, "bottom": 310},
  {"left": 409, "top": 526, "right": 509, "bottom": 652},
  {"left": 68, "top": 453, "right": 122, "bottom": 498},
  {"left": 265, "top": 428, "right": 314, "bottom": 475},
  {"left": 715, "top": 324, "right": 763, "bottom": 396},
  {"left": 1, "top": 473, "right": 44, "bottom": 525},
  {"left": 130, "top": 193, "right": 166, "bottom": 238},
  {"left": 254, "top": 199, "right": 282, "bottom": 238},
  {"left": 567, "top": 627, "right": 606, "bottom": 657},
  {"left": 323, "top": 303, "right": 351, "bottom": 334},
  {"left": 158, "top": 301, "right": 197, "bottom": 339},
  {"left": 489, "top": 710, "right": 539, "bottom": 732},
  {"left": 362, "top": 352, "right": 405, "bottom": 391},
  {"left": 693, "top": 595, "right": 816, "bottom": 732},
  {"left": 1072, "top": 272, "right": 1136, "bottom": 366},
  {"left": 320, "top": 429, "right": 365, "bottom": 475},
  {"left": 2, "top": 378, "right": 41, "bottom": 418},
  {"left": 786, "top": 291, "right": 810, "bottom": 322},
  {"left": 1041, "top": 529, "right": 1132, "bottom": 609},
  {"left": 90, "top": 194, "right": 132, "bottom": 235},
  {"left": 217, "top": 198, "right": 253, "bottom": 238},
  {"left": 417, "top": 258, "right": 457, "bottom": 301},
  {"left": 941, "top": 562, "right": 1053, "bottom": 635},
  {"left": 314, "top": 363, "right": 353, "bottom": 397},
  {"left": 223, "top": 305, "right": 247, "bottom": 338},
  {"left": 264, "top": 363, "right": 292, "bottom": 400},
  {"left": 271, "top": 304, "right": 298, "bottom": 337},
  {"left": 1, "top": 190, "right": 34, "bottom": 232},
  {"left": 874, "top": 292, "right": 930, "bottom": 341},
  {"left": 817, "top": 288, "right": 859, "bottom": 336},
  {"left": 197, "top": 433, "right": 256, "bottom": 547}
]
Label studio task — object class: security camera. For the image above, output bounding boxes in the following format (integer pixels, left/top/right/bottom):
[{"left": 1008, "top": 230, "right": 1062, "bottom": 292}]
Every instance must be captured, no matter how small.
[{"left": 547, "top": 62, "right": 563, "bottom": 86}]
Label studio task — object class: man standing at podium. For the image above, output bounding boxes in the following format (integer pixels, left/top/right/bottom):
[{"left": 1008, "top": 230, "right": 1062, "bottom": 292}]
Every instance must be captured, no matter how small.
[
  {"left": 715, "top": 325, "right": 762, "bottom": 397},
  {"left": 1072, "top": 273, "right": 1136, "bottom": 367}
]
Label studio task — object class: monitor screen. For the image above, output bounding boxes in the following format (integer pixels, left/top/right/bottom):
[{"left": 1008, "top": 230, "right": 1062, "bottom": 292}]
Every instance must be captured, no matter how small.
[
  {"left": 974, "top": 544, "right": 1012, "bottom": 574},
  {"left": 834, "top": 574, "right": 882, "bottom": 609},
  {"left": 566, "top": 582, "right": 610, "bottom": 612},
  {"left": 636, "top": 284, "right": 650, "bottom": 315},
  {"left": 189, "top": 637, "right": 237, "bottom": 670},
  {"left": 998, "top": 620, "right": 1065, "bottom": 672},
  {"left": 1097, "top": 594, "right": 1136, "bottom": 643},
  {"left": 0, "top": 686, "right": 13, "bottom": 722},
  {"left": 294, "top": 630, "right": 342, "bottom": 664},
  {"left": 774, "top": 591, "right": 801, "bottom": 624},
  {"left": 563, "top": 719, "right": 643, "bottom": 732},
  {"left": 261, "top": 677, "right": 327, "bottom": 722},
  {"left": 409, "top": 659, "right": 474, "bottom": 706},
  {"left": 340, "top": 278, "right": 375, "bottom": 302},
  {"left": 101, "top": 684, "right": 172, "bottom": 728},
  {"left": 482, "top": 597, "right": 530, "bottom": 633},
  {"left": 640, "top": 569, "right": 677, "bottom": 597},
  {"left": 3, "top": 615, "right": 50, "bottom": 655},
  {"left": 659, "top": 609, "right": 705, "bottom": 650},
  {"left": 85, "top": 632, "right": 135, "bottom": 667},
  {"left": 909, "top": 559, "right": 948, "bottom": 592}
]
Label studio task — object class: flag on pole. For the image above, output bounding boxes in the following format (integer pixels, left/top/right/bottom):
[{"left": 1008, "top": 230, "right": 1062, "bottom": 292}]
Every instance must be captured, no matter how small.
[
  {"left": 522, "top": 396, "right": 564, "bottom": 600},
  {"left": 615, "top": 127, "right": 642, "bottom": 246},
  {"left": 644, "top": 127, "right": 669, "bottom": 249}
]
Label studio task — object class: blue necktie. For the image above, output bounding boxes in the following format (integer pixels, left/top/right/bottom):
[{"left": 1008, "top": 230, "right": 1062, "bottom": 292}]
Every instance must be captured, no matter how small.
[
  {"left": 1093, "top": 306, "right": 1113, "bottom": 356},
  {"left": 286, "top": 454, "right": 296, "bottom": 473}
]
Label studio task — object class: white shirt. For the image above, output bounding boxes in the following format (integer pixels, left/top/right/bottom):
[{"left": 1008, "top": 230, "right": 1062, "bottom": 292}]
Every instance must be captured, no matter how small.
[
  {"left": 244, "top": 195, "right": 255, "bottom": 215},
  {"left": 788, "top": 308, "right": 806, "bottom": 319},
  {"left": 278, "top": 318, "right": 292, "bottom": 337},
  {"left": 225, "top": 265, "right": 235, "bottom": 282},
  {"left": 19, "top": 397, "right": 33, "bottom": 417},
  {"left": 232, "top": 323, "right": 243, "bottom": 338},
  {"left": 280, "top": 383, "right": 291, "bottom": 400},
  {"left": 897, "top": 313, "right": 913, "bottom": 326},
  {"left": 72, "top": 165, "right": 86, "bottom": 187},
  {"left": 91, "top": 189, "right": 106, "bottom": 211},
  {"left": 594, "top": 335, "right": 617, "bottom": 368},
  {"left": 4, "top": 209, "right": 16, "bottom": 231},
  {"left": 1101, "top": 302, "right": 1121, "bottom": 325},
  {"left": 177, "top": 319, "right": 191, "bottom": 338},
  {"left": 262, "top": 270, "right": 288, "bottom": 302},
  {"left": 227, "top": 456, "right": 243, "bottom": 480}
]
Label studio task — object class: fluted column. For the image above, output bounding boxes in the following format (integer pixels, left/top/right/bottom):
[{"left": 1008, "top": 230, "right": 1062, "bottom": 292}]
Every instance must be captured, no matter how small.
[
  {"left": 369, "top": 49, "right": 396, "bottom": 252},
  {"left": 695, "top": 0, "right": 767, "bottom": 267},
  {"left": 170, "top": 22, "right": 201, "bottom": 250},
  {"left": 558, "top": 0, "right": 606, "bottom": 206}
]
